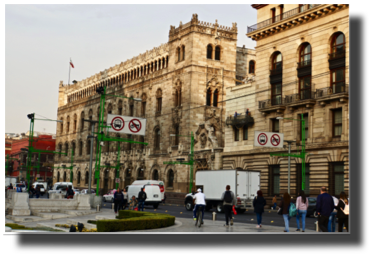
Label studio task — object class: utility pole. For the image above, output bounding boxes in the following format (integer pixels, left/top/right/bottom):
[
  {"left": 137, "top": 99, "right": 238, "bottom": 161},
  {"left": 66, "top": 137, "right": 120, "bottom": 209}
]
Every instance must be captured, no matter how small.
[
  {"left": 93, "top": 85, "right": 148, "bottom": 196},
  {"left": 270, "top": 114, "right": 307, "bottom": 193},
  {"left": 164, "top": 131, "right": 195, "bottom": 193},
  {"left": 101, "top": 141, "right": 123, "bottom": 189}
]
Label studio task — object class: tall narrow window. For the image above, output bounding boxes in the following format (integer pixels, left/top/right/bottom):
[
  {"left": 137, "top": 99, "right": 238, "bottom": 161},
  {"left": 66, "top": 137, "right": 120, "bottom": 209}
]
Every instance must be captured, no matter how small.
[
  {"left": 271, "top": 83, "right": 282, "bottom": 105},
  {"left": 271, "top": 52, "right": 282, "bottom": 105},
  {"left": 333, "top": 109, "right": 342, "bottom": 137},
  {"left": 118, "top": 100, "right": 123, "bottom": 115},
  {"left": 298, "top": 4, "right": 304, "bottom": 13},
  {"left": 87, "top": 140, "right": 91, "bottom": 155},
  {"left": 153, "top": 170, "right": 159, "bottom": 181},
  {"left": 155, "top": 129, "right": 161, "bottom": 150},
  {"left": 299, "top": 43, "right": 311, "bottom": 66},
  {"left": 174, "top": 125, "right": 179, "bottom": 145},
  {"left": 66, "top": 116, "right": 70, "bottom": 133},
  {"left": 249, "top": 60, "right": 255, "bottom": 74},
  {"left": 73, "top": 115, "right": 77, "bottom": 132},
  {"left": 243, "top": 125, "right": 248, "bottom": 140},
  {"left": 215, "top": 46, "right": 221, "bottom": 61},
  {"left": 72, "top": 142, "right": 76, "bottom": 156},
  {"left": 125, "top": 169, "right": 131, "bottom": 186},
  {"left": 79, "top": 141, "right": 83, "bottom": 156},
  {"left": 299, "top": 76, "right": 312, "bottom": 100},
  {"left": 299, "top": 113, "right": 309, "bottom": 141},
  {"left": 271, "top": 8, "right": 276, "bottom": 23},
  {"left": 272, "top": 119, "right": 280, "bottom": 133},
  {"left": 207, "top": 44, "right": 213, "bottom": 59},
  {"left": 234, "top": 127, "right": 239, "bottom": 141},
  {"left": 85, "top": 171, "right": 89, "bottom": 185},
  {"left": 329, "top": 162, "right": 344, "bottom": 196},
  {"left": 331, "top": 32, "right": 346, "bottom": 56},
  {"left": 331, "top": 68, "right": 345, "bottom": 93},
  {"left": 80, "top": 112, "right": 84, "bottom": 132},
  {"left": 279, "top": 5, "right": 284, "bottom": 20},
  {"left": 182, "top": 46, "right": 185, "bottom": 60},
  {"left": 213, "top": 89, "right": 219, "bottom": 107},
  {"left": 156, "top": 89, "right": 162, "bottom": 113},
  {"left": 130, "top": 104, "right": 134, "bottom": 116},
  {"left": 60, "top": 121, "right": 63, "bottom": 135},
  {"left": 206, "top": 88, "right": 212, "bottom": 106},
  {"left": 77, "top": 171, "right": 81, "bottom": 185},
  {"left": 270, "top": 165, "right": 280, "bottom": 196},
  {"left": 137, "top": 168, "right": 144, "bottom": 180},
  {"left": 177, "top": 47, "right": 181, "bottom": 62}
]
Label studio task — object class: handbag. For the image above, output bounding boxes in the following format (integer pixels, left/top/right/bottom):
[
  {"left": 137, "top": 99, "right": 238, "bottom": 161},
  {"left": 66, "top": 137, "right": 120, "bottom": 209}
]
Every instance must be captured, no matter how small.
[
  {"left": 133, "top": 207, "right": 138, "bottom": 211},
  {"left": 232, "top": 205, "right": 237, "bottom": 215}
]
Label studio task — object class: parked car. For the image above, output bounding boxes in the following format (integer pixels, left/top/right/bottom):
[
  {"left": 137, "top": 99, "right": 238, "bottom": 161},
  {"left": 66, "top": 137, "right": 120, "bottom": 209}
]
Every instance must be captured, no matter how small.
[
  {"left": 47, "top": 182, "right": 73, "bottom": 198},
  {"left": 306, "top": 197, "right": 317, "bottom": 217},
  {"left": 73, "top": 189, "right": 81, "bottom": 196},
  {"left": 126, "top": 184, "right": 161, "bottom": 209},
  {"left": 32, "top": 182, "right": 46, "bottom": 196},
  {"left": 103, "top": 190, "right": 116, "bottom": 202},
  {"left": 81, "top": 189, "right": 96, "bottom": 194},
  {"left": 13, "top": 183, "right": 27, "bottom": 192}
]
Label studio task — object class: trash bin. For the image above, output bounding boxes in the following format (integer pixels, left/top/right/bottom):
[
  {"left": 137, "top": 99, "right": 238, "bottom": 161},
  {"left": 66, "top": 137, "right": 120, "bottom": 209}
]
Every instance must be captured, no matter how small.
[
  {"left": 315, "top": 221, "right": 319, "bottom": 232},
  {"left": 212, "top": 212, "right": 217, "bottom": 221}
]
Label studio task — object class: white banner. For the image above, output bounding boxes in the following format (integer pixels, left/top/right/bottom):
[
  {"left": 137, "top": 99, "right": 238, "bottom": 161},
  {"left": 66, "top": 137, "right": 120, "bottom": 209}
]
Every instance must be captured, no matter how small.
[
  {"left": 107, "top": 114, "right": 146, "bottom": 136},
  {"left": 254, "top": 131, "right": 284, "bottom": 148}
]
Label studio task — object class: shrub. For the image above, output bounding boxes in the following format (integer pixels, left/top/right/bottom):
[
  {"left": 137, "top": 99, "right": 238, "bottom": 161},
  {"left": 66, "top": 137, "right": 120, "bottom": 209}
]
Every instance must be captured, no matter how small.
[
  {"left": 6, "top": 223, "right": 33, "bottom": 230},
  {"left": 96, "top": 211, "right": 175, "bottom": 232}
]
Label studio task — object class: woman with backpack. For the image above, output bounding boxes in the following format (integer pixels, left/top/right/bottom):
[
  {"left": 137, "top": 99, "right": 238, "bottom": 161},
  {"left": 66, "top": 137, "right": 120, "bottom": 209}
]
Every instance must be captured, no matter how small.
[
  {"left": 279, "top": 192, "right": 292, "bottom": 232},
  {"left": 253, "top": 190, "right": 266, "bottom": 228},
  {"left": 221, "top": 185, "right": 236, "bottom": 227},
  {"left": 296, "top": 190, "right": 309, "bottom": 232},
  {"left": 336, "top": 191, "right": 349, "bottom": 232}
]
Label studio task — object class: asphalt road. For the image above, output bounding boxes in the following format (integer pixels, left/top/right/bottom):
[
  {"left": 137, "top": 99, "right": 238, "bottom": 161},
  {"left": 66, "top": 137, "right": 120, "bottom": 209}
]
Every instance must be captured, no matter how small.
[{"left": 102, "top": 201, "right": 319, "bottom": 230}]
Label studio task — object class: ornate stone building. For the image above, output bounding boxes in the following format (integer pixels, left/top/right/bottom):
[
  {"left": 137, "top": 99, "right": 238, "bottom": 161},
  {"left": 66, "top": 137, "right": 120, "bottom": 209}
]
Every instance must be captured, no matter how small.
[
  {"left": 222, "top": 4, "right": 349, "bottom": 198},
  {"left": 54, "top": 14, "right": 251, "bottom": 195}
]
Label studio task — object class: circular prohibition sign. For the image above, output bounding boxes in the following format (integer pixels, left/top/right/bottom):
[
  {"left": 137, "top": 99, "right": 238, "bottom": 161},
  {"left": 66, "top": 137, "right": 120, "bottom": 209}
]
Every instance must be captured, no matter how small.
[
  {"left": 111, "top": 116, "right": 125, "bottom": 131},
  {"left": 128, "top": 119, "right": 142, "bottom": 133},
  {"left": 257, "top": 133, "right": 268, "bottom": 145},
  {"left": 271, "top": 134, "right": 281, "bottom": 146}
]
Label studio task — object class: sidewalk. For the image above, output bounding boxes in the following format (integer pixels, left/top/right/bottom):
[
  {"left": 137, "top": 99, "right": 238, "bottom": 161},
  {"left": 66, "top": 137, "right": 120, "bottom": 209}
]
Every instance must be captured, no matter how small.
[{"left": 7, "top": 208, "right": 316, "bottom": 233}]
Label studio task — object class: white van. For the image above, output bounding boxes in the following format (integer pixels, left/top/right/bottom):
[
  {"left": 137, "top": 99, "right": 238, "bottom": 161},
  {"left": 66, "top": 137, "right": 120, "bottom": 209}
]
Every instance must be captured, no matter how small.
[
  {"left": 126, "top": 184, "right": 161, "bottom": 209},
  {"left": 32, "top": 182, "right": 47, "bottom": 195},
  {"left": 48, "top": 182, "right": 73, "bottom": 198},
  {"left": 131, "top": 180, "right": 165, "bottom": 201}
]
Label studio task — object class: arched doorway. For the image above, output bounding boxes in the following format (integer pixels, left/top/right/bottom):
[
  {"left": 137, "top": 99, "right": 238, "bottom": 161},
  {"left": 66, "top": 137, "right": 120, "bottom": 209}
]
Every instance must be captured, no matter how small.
[
  {"left": 152, "top": 169, "right": 159, "bottom": 180},
  {"left": 137, "top": 168, "right": 144, "bottom": 180},
  {"left": 167, "top": 169, "right": 174, "bottom": 188}
]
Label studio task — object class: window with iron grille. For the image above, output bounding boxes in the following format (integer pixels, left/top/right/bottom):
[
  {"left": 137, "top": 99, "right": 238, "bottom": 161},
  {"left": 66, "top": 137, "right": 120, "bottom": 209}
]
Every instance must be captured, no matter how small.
[
  {"left": 333, "top": 109, "right": 342, "bottom": 137},
  {"left": 296, "top": 163, "right": 310, "bottom": 195},
  {"left": 329, "top": 162, "right": 344, "bottom": 197}
]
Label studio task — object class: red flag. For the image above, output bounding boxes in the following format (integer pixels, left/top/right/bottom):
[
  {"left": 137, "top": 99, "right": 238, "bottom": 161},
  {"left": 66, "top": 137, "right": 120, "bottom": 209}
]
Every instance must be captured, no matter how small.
[{"left": 70, "top": 59, "right": 74, "bottom": 68}]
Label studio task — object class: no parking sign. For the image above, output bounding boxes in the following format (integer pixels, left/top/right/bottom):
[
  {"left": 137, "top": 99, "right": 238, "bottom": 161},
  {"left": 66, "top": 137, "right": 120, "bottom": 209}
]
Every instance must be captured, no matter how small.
[
  {"left": 107, "top": 114, "right": 146, "bottom": 136},
  {"left": 254, "top": 131, "right": 283, "bottom": 148}
]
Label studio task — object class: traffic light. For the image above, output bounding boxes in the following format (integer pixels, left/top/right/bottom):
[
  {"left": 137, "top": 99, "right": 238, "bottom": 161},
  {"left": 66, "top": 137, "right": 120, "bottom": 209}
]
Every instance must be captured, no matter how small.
[
  {"left": 96, "top": 86, "right": 105, "bottom": 94},
  {"left": 27, "top": 113, "right": 34, "bottom": 120}
]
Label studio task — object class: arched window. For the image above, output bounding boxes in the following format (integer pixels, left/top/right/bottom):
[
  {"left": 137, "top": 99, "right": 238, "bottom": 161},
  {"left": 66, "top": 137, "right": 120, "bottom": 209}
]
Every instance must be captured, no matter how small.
[
  {"left": 331, "top": 32, "right": 346, "bottom": 56},
  {"left": 79, "top": 141, "right": 83, "bottom": 156},
  {"left": 299, "top": 43, "right": 311, "bottom": 66},
  {"left": 166, "top": 56, "right": 169, "bottom": 67},
  {"left": 57, "top": 172, "right": 60, "bottom": 182},
  {"left": 155, "top": 129, "right": 161, "bottom": 150},
  {"left": 137, "top": 168, "right": 144, "bottom": 180},
  {"left": 80, "top": 112, "right": 85, "bottom": 132},
  {"left": 215, "top": 46, "right": 221, "bottom": 61},
  {"left": 152, "top": 170, "right": 159, "bottom": 181},
  {"left": 118, "top": 100, "right": 123, "bottom": 115},
  {"left": 58, "top": 143, "right": 63, "bottom": 158},
  {"left": 174, "top": 125, "right": 179, "bottom": 146},
  {"left": 271, "top": 52, "right": 282, "bottom": 70},
  {"left": 182, "top": 46, "right": 185, "bottom": 60},
  {"left": 206, "top": 88, "right": 212, "bottom": 106},
  {"left": 85, "top": 171, "right": 89, "bottom": 185},
  {"left": 60, "top": 117, "right": 64, "bottom": 134},
  {"left": 167, "top": 169, "right": 174, "bottom": 188},
  {"left": 141, "top": 94, "right": 147, "bottom": 116},
  {"left": 177, "top": 47, "right": 181, "bottom": 62},
  {"left": 72, "top": 142, "right": 76, "bottom": 156},
  {"left": 73, "top": 114, "right": 77, "bottom": 132},
  {"left": 63, "top": 172, "right": 67, "bottom": 182},
  {"left": 156, "top": 89, "right": 162, "bottom": 113},
  {"left": 125, "top": 169, "right": 132, "bottom": 186},
  {"left": 249, "top": 60, "right": 255, "bottom": 74},
  {"left": 213, "top": 89, "right": 219, "bottom": 107},
  {"left": 87, "top": 140, "right": 91, "bottom": 155},
  {"left": 207, "top": 44, "right": 213, "bottom": 59},
  {"left": 77, "top": 171, "right": 81, "bottom": 185},
  {"left": 66, "top": 116, "right": 70, "bottom": 133},
  {"left": 64, "top": 142, "right": 69, "bottom": 155}
]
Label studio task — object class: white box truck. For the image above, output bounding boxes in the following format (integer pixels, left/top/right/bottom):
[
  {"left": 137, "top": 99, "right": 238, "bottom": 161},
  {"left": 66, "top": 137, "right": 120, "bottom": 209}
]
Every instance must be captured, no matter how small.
[{"left": 184, "top": 170, "right": 260, "bottom": 213}]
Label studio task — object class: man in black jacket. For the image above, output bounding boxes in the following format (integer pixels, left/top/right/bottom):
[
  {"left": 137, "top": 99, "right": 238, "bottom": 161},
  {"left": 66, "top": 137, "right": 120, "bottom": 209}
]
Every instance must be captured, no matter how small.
[
  {"left": 138, "top": 187, "right": 147, "bottom": 211},
  {"left": 113, "top": 188, "right": 124, "bottom": 214},
  {"left": 316, "top": 186, "right": 335, "bottom": 232}
]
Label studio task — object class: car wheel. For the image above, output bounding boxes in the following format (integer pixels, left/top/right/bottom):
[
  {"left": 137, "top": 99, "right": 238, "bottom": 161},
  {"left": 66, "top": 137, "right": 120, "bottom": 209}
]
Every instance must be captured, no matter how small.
[
  {"left": 216, "top": 203, "right": 224, "bottom": 213},
  {"left": 313, "top": 210, "right": 318, "bottom": 218},
  {"left": 185, "top": 200, "right": 193, "bottom": 211},
  {"left": 153, "top": 204, "right": 159, "bottom": 209}
]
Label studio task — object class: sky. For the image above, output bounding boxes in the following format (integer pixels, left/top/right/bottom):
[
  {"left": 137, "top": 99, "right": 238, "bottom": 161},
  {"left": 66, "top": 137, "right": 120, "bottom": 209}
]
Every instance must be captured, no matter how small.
[{"left": 5, "top": 4, "right": 257, "bottom": 135}]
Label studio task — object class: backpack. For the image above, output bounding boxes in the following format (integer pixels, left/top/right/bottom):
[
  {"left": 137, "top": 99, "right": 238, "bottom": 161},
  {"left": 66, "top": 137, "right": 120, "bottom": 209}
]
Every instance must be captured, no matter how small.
[
  {"left": 341, "top": 199, "right": 349, "bottom": 215},
  {"left": 224, "top": 191, "right": 232, "bottom": 203},
  {"left": 289, "top": 202, "right": 297, "bottom": 217}
]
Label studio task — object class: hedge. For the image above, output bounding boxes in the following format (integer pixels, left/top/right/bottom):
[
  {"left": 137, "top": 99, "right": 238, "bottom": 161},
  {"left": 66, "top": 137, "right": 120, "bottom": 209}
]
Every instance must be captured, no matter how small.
[
  {"left": 6, "top": 223, "right": 64, "bottom": 232},
  {"left": 96, "top": 210, "right": 175, "bottom": 232}
]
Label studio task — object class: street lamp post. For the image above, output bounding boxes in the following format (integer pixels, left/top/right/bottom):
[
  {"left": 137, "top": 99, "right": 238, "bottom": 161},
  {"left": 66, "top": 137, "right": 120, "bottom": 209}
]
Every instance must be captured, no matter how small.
[
  {"left": 164, "top": 132, "right": 195, "bottom": 193},
  {"left": 270, "top": 114, "right": 307, "bottom": 194},
  {"left": 284, "top": 140, "right": 296, "bottom": 194}
]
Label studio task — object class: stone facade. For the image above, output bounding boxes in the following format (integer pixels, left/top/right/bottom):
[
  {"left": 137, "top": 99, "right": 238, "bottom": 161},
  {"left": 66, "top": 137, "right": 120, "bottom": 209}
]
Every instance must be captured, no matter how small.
[
  {"left": 54, "top": 14, "right": 251, "bottom": 195},
  {"left": 223, "top": 4, "right": 349, "bottom": 198}
]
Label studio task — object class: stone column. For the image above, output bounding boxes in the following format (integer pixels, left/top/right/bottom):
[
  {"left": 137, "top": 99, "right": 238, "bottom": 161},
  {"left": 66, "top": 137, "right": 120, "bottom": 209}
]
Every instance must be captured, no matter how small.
[{"left": 9, "top": 193, "right": 30, "bottom": 216}]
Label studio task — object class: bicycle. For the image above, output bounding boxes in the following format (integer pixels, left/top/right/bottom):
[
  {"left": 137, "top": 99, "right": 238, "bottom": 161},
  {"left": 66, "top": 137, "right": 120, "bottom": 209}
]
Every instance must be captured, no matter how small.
[{"left": 195, "top": 205, "right": 204, "bottom": 228}]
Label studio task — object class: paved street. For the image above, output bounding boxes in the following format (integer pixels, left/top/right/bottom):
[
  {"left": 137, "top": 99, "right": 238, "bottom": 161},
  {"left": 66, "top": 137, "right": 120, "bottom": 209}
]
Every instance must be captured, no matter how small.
[{"left": 102, "top": 201, "right": 319, "bottom": 231}]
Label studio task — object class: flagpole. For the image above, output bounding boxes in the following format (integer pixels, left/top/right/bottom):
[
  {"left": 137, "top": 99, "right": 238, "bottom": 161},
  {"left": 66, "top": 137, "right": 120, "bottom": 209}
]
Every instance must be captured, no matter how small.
[{"left": 68, "top": 58, "right": 71, "bottom": 88}]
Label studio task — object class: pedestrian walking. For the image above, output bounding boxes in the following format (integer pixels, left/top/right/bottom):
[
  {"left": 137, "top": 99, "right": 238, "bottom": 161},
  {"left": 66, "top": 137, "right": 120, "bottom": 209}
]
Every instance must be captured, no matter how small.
[
  {"left": 35, "top": 185, "right": 41, "bottom": 199},
  {"left": 8, "top": 183, "right": 13, "bottom": 190},
  {"left": 29, "top": 185, "right": 35, "bottom": 198},
  {"left": 128, "top": 195, "right": 138, "bottom": 210},
  {"left": 272, "top": 195, "right": 277, "bottom": 209},
  {"left": 221, "top": 185, "right": 236, "bottom": 227},
  {"left": 336, "top": 191, "right": 349, "bottom": 232},
  {"left": 328, "top": 195, "right": 339, "bottom": 232},
  {"left": 295, "top": 190, "right": 309, "bottom": 232},
  {"left": 137, "top": 187, "right": 147, "bottom": 211},
  {"left": 113, "top": 188, "right": 124, "bottom": 214},
  {"left": 253, "top": 190, "right": 266, "bottom": 228},
  {"left": 279, "top": 192, "right": 292, "bottom": 232},
  {"left": 122, "top": 188, "right": 128, "bottom": 209},
  {"left": 316, "top": 187, "right": 335, "bottom": 232}
]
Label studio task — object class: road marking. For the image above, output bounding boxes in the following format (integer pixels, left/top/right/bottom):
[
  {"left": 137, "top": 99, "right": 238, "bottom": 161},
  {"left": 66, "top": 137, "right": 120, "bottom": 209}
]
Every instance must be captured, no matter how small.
[
  {"left": 251, "top": 219, "right": 254, "bottom": 221},
  {"left": 271, "top": 221, "right": 274, "bottom": 223},
  {"left": 165, "top": 210, "right": 168, "bottom": 212}
]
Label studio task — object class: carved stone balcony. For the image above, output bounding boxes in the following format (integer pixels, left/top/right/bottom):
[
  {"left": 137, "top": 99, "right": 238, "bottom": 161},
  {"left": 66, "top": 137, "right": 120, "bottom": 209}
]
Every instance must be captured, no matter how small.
[
  {"left": 258, "top": 98, "right": 286, "bottom": 116},
  {"left": 226, "top": 114, "right": 255, "bottom": 128},
  {"left": 315, "top": 83, "right": 349, "bottom": 105},
  {"left": 285, "top": 90, "right": 316, "bottom": 111}
]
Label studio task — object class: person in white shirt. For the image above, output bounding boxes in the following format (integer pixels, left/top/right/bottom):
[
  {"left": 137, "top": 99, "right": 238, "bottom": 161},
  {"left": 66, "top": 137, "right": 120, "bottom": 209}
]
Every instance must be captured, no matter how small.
[{"left": 193, "top": 188, "right": 206, "bottom": 222}]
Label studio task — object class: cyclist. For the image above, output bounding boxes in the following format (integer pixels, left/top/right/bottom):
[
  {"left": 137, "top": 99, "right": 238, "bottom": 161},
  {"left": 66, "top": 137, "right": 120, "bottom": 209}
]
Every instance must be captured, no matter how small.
[{"left": 193, "top": 188, "right": 206, "bottom": 223}]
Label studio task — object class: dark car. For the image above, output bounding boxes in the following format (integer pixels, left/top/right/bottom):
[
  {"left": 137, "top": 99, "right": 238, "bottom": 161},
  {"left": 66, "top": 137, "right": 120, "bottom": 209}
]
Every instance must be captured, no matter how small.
[{"left": 306, "top": 197, "right": 317, "bottom": 217}]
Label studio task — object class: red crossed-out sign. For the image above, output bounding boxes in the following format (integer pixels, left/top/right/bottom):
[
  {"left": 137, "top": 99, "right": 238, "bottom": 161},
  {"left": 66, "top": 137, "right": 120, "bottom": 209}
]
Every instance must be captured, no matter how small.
[
  {"left": 258, "top": 133, "right": 268, "bottom": 145},
  {"left": 128, "top": 119, "right": 142, "bottom": 133},
  {"left": 271, "top": 134, "right": 281, "bottom": 146},
  {"left": 111, "top": 116, "right": 125, "bottom": 131}
]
